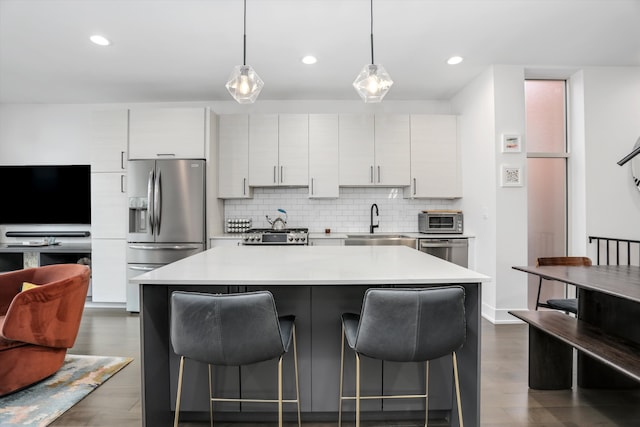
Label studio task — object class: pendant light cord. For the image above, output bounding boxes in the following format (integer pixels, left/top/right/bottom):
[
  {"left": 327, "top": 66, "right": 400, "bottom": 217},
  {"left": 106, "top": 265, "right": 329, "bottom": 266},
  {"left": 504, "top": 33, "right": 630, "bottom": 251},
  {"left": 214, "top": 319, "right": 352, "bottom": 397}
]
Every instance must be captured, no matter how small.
[
  {"left": 243, "top": 0, "right": 247, "bottom": 66},
  {"left": 370, "top": 0, "right": 374, "bottom": 64}
]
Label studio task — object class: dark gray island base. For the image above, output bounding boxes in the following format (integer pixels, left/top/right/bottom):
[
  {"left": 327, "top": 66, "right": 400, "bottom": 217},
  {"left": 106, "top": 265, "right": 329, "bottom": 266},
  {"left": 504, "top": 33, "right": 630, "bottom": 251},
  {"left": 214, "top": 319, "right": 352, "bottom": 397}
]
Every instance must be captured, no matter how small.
[{"left": 135, "top": 246, "right": 489, "bottom": 426}]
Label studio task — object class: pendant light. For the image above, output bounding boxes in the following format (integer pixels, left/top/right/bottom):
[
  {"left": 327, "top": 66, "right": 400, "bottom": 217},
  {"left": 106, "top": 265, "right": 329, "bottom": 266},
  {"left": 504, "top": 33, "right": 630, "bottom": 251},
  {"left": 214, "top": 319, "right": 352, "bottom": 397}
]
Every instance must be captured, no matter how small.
[
  {"left": 226, "top": 0, "right": 263, "bottom": 104},
  {"left": 353, "top": 0, "right": 393, "bottom": 103}
]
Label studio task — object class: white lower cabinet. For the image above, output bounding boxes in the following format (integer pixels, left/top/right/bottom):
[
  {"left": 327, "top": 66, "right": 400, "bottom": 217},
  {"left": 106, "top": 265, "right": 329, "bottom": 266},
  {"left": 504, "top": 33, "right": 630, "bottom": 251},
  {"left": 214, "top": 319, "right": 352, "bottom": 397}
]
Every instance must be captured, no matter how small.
[
  {"left": 91, "top": 239, "right": 127, "bottom": 303},
  {"left": 209, "top": 237, "right": 243, "bottom": 247}
]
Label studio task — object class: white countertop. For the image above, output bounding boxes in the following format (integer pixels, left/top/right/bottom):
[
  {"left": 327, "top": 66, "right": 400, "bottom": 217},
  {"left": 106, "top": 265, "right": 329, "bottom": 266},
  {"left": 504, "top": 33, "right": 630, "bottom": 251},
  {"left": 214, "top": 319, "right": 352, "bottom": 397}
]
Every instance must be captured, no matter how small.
[{"left": 132, "top": 245, "right": 489, "bottom": 286}]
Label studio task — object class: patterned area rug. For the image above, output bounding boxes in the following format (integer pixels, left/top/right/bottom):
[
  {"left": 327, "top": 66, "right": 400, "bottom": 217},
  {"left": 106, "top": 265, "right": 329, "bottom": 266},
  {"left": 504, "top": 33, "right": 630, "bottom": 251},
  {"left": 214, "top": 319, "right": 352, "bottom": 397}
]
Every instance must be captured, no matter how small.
[{"left": 0, "top": 354, "right": 133, "bottom": 427}]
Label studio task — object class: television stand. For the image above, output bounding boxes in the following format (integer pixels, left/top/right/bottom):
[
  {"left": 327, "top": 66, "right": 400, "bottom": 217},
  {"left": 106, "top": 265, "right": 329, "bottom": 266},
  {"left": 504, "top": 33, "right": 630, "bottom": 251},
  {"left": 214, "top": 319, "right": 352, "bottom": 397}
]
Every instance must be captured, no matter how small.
[{"left": 0, "top": 243, "right": 91, "bottom": 272}]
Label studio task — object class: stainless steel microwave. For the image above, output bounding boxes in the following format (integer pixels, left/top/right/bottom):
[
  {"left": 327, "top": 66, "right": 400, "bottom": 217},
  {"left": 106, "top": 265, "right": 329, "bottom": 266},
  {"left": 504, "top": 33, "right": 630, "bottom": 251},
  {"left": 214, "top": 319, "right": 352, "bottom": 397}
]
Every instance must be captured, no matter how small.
[{"left": 418, "top": 211, "right": 463, "bottom": 234}]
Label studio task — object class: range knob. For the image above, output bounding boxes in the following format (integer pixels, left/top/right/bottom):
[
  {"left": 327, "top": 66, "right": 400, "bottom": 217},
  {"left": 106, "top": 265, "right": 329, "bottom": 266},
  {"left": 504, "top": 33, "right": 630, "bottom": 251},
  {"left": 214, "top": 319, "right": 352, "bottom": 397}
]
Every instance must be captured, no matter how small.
[{"left": 288, "top": 236, "right": 294, "bottom": 242}]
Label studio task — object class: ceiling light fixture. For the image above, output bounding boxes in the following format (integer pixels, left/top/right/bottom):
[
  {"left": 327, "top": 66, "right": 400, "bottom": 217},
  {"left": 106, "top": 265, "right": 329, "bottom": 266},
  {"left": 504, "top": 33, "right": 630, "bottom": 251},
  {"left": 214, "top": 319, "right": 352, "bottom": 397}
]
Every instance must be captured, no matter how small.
[
  {"left": 302, "top": 55, "right": 317, "bottom": 65},
  {"left": 447, "top": 56, "right": 464, "bottom": 65},
  {"left": 89, "top": 35, "right": 111, "bottom": 46},
  {"left": 353, "top": 0, "right": 393, "bottom": 103},
  {"left": 225, "top": 0, "right": 263, "bottom": 104}
]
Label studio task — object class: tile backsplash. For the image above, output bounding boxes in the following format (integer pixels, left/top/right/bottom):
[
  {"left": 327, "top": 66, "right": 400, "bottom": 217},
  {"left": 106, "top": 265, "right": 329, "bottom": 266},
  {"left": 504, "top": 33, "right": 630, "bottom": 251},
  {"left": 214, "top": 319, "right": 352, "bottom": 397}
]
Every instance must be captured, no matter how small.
[{"left": 224, "top": 187, "right": 460, "bottom": 233}]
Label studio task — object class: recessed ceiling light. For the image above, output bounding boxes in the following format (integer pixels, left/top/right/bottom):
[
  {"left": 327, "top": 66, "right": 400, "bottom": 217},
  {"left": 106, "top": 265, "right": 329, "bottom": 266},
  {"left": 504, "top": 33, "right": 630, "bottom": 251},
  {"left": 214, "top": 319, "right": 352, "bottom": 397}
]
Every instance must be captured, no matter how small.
[
  {"left": 301, "top": 55, "right": 317, "bottom": 65},
  {"left": 447, "top": 56, "right": 464, "bottom": 65},
  {"left": 90, "top": 35, "right": 111, "bottom": 46}
]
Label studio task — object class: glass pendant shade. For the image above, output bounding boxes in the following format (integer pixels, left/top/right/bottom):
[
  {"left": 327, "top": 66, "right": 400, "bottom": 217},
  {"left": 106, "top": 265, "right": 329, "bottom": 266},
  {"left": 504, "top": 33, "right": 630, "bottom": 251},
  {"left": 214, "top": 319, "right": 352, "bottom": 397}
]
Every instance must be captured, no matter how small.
[
  {"left": 353, "top": 64, "right": 393, "bottom": 103},
  {"left": 226, "top": 65, "right": 264, "bottom": 104}
]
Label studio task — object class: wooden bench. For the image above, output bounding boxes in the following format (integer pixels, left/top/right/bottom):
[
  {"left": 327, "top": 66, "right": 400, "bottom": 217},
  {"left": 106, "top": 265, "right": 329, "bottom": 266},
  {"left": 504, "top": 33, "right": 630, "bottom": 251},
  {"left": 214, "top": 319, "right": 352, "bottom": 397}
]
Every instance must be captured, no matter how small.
[{"left": 508, "top": 310, "right": 640, "bottom": 389}]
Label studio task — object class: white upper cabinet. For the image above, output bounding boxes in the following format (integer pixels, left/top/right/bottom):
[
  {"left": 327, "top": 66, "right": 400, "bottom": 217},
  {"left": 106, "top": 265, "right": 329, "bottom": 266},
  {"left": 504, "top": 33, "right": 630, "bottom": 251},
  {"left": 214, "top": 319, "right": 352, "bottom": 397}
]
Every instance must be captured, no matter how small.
[
  {"left": 374, "top": 114, "right": 411, "bottom": 186},
  {"left": 339, "top": 114, "right": 375, "bottom": 185},
  {"left": 339, "top": 114, "right": 410, "bottom": 186},
  {"left": 248, "top": 114, "right": 279, "bottom": 186},
  {"left": 90, "top": 110, "right": 128, "bottom": 172},
  {"left": 278, "top": 114, "right": 309, "bottom": 186},
  {"left": 406, "top": 115, "right": 461, "bottom": 198},
  {"left": 218, "top": 114, "right": 251, "bottom": 198},
  {"left": 128, "top": 107, "right": 206, "bottom": 159},
  {"left": 308, "top": 114, "right": 339, "bottom": 198},
  {"left": 248, "top": 114, "right": 308, "bottom": 186}
]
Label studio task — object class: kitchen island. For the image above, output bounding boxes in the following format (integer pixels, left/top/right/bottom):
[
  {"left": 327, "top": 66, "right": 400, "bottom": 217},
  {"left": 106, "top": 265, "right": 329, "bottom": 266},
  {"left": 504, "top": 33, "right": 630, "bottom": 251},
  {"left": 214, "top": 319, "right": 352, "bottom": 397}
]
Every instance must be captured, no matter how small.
[{"left": 132, "top": 245, "right": 489, "bottom": 426}]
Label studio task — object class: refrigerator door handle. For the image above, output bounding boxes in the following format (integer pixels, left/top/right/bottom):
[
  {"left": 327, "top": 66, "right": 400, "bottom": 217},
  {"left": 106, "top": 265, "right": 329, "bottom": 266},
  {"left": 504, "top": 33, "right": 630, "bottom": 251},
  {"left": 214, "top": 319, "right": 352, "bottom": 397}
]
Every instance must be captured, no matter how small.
[
  {"left": 147, "top": 169, "right": 155, "bottom": 234},
  {"left": 128, "top": 244, "right": 202, "bottom": 250},
  {"left": 128, "top": 265, "right": 156, "bottom": 271},
  {"left": 154, "top": 170, "right": 162, "bottom": 235}
]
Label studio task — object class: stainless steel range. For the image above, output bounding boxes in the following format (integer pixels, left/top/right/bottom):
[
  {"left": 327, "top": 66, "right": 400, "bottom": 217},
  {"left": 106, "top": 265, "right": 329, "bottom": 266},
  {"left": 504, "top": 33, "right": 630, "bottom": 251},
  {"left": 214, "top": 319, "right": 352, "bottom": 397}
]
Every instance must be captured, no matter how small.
[{"left": 242, "top": 228, "right": 309, "bottom": 245}]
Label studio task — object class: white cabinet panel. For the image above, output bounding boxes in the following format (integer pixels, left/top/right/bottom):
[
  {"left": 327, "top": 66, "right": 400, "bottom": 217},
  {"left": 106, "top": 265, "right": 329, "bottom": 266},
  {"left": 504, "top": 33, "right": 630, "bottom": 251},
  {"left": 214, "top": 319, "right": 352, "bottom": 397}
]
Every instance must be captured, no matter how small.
[
  {"left": 209, "top": 237, "right": 242, "bottom": 247},
  {"left": 248, "top": 114, "right": 308, "bottom": 186},
  {"left": 248, "top": 114, "right": 279, "bottom": 186},
  {"left": 374, "top": 114, "right": 411, "bottom": 186},
  {"left": 278, "top": 114, "right": 309, "bottom": 186},
  {"left": 309, "top": 114, "right": 339, "bottom": 198},
  {"left": 218, "top": 115, "right": 250, "bottom": 198},
  {"left": 339, "top": 114, "right": 375, "bottom": 185},
  {"left": 129, "top": 107, "right": 206, "bottom": 159},
  {"left": 91, "top": 172, "right": 127, "bottom": 239},
  {"left": 90, "top": 110, "right": 128, "bottom": 173},
  {"left": 406, "top": 115, "right": 461, "bottom": 198},
  {"left": 339, "top": 114, "right": 410, "bottom": 187},
  {"left": 91, "top": 239, "right": 127, "bottom": 303}
]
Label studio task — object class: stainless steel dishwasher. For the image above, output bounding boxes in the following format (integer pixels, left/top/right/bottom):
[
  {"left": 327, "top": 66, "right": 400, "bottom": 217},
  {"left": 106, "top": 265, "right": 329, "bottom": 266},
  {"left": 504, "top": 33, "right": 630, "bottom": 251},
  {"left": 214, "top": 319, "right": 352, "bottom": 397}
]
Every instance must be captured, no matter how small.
[{"left": 418, "top": 238, "right": 468, "bottom": 267}]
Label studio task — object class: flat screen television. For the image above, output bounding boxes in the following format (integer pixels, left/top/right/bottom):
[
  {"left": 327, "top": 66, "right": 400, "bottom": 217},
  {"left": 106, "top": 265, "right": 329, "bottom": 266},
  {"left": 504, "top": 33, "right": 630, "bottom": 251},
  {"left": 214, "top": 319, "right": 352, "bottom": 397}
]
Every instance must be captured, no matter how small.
[{"left": 0, "top": 165, "right": 91, "bottom": 225}]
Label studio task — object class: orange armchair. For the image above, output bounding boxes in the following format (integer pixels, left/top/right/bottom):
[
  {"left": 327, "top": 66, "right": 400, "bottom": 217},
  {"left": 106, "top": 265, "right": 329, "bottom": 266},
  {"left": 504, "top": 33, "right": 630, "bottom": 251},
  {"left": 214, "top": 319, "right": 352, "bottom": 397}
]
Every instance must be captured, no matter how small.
[{"left": 0, "top": 263, "right": 90, "bottom": 396}]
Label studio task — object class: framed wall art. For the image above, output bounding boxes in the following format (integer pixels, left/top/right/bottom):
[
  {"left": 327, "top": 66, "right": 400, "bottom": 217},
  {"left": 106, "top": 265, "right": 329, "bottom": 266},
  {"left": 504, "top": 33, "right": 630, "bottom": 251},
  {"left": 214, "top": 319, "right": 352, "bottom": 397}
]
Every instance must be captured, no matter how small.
[
  {"left": 500, "top": 164, "right": 523, "bottom": 187},
  {"left": 501, "top": 134, "right": 522, "bottom": 153}
]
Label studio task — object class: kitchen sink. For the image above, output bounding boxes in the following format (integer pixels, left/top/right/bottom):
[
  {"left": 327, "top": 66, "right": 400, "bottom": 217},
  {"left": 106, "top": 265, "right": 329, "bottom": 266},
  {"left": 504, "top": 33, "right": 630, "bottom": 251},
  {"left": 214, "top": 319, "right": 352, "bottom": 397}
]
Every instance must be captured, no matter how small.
[{"left": 345, "top": 234, "right": 417, "bottom": 248}]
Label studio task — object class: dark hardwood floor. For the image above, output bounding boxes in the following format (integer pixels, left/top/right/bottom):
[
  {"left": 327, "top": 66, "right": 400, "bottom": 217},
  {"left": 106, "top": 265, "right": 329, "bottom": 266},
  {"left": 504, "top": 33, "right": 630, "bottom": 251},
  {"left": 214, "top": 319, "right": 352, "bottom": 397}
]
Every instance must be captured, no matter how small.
[{"left": 50, "top": 308, "right": 640, "bottom": 426}]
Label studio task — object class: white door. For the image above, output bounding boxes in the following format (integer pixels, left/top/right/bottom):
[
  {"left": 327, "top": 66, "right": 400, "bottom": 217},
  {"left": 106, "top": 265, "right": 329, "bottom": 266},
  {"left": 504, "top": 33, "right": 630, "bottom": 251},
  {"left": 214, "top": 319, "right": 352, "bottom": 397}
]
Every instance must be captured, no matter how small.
[
  {"left": 218, "top": 114, "right": 250, "bottom": 198},
  {"left": 309, "top": 114, "right": 339, "bottom": 198},
  {"left": 248, "top": 114, "right": 279, "bottom": 186},
  {"left": 409, "top": 115, "right": 460, "bottom": 198},
  {"left": 90, "top": 110, "right": 128, "bottom": 172},
  {"left": 278, "top": 114, "right": 309, "bottom": 186},
  {"left": 339, "top": 114, "right": 375, "bottom": 185},
  {"left": 90, "top": 172, "right": 127, "bottom": 238},
  {"left": 91, "top": 239, "right": 127, "bottom": 303},
  {"left": 374, "top": 114, "right": 411, "bottom": 186},
  {"left": 129, "top": 107, "right": 206, "bottom": 159}
]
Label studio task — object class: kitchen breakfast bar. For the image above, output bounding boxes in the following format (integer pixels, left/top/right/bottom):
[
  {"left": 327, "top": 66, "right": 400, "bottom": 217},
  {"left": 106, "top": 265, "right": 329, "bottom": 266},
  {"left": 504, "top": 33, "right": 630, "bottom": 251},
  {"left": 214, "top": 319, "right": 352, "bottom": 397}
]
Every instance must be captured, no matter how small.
[{"left": 132, "top": 246, "right": 489, "bottom": 426}]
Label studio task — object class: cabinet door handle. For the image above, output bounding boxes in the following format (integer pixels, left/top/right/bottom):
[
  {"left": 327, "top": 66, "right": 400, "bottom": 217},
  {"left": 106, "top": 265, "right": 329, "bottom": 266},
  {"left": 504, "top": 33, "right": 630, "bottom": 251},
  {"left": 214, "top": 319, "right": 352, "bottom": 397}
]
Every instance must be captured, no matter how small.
[
  {"left": 120, "top": 151, "right": 126, "bottom": 170},
  {"left": 243, "top": 177, "right": 247, "bottom": 195},
  {"left": 377, "top": 166, "right": 381, "bottom": 183},
  {"left": 156, "top": 153, "right": 176, "bottom": 157},
  {"left": 273, "top": 166, "right": 277, "bottom": 183},
  {"left": 280, "top": 166, "right": 284, "bottom": 183},
  {"left": 121, "top": 174, "right": 126, "bottom": 193},
  {"left": 413, "top": 178, "right": 417, "bottom": 195},
  {"left": 311, "top": 178, "right": 314, "bottom": 195},
  {"left": 370, "top": 166, "right": 374, "bottom": 183}
]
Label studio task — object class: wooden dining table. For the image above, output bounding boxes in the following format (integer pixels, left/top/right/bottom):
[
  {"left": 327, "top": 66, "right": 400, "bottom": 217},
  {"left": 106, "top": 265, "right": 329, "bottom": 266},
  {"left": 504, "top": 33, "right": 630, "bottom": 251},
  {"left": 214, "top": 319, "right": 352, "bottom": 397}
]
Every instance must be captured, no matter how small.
[{"left": 511, "top": 264, "right": 640, "bottom": 389}]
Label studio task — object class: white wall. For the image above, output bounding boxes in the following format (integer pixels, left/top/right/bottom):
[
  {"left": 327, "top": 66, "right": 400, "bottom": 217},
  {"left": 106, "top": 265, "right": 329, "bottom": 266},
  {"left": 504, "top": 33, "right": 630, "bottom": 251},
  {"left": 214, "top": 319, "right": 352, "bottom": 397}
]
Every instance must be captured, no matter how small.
[{"left": 581, "top": 68, "right": 640, "bottom": 244}]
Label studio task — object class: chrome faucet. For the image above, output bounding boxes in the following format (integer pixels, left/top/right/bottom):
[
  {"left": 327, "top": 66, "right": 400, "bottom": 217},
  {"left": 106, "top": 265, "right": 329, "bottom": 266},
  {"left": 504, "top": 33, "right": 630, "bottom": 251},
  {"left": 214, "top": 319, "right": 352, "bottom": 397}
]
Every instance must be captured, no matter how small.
[{"left": 370, "top": 203, "right": 379, "bottom": 233}]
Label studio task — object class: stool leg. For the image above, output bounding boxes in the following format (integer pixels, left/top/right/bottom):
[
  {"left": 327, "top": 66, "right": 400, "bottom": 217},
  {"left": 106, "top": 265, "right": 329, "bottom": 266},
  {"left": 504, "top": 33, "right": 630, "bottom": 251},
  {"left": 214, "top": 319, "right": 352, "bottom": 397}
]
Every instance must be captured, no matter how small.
[
  {"left": 278, "top": 355, "right": 283, "bottom": 427},
  {"left": 293, "top": 325, "right": 301, "bottom": 427},
  {"left": 338, "top": 325, "right": 345, "bottom": 427},
  {"left": 424, "top": 360, "right": 429, "bottom": 427},
  {"left": 356, "top": 353, "right": 361, "bottom": 427},
  {"left": 453, "top": 352, "right": 464, "bottom": 427},
  {"left": 208, "top": 364, "right": 214, "bottom": 427},
  {"left": 174, "top": 356, "right": 185, "bottom": 427}
]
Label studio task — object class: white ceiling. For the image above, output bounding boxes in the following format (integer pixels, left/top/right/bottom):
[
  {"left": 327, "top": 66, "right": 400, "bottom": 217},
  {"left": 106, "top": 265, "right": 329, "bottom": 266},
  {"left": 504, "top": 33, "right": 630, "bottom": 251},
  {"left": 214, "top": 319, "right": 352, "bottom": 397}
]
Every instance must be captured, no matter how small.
[{"left": 1, "top": 0, "right": 639, "bottom": 104}]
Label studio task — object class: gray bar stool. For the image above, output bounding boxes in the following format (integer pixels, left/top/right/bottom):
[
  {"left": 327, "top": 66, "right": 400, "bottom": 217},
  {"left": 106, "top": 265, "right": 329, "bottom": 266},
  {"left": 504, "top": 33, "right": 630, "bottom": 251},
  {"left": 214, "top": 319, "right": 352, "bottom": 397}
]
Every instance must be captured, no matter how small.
[
  {"left": 339, "top": 286, "right": 466, "bottom": 427},
  {"left": 170, "top": 290, "right": 301, "bottom": 427}
]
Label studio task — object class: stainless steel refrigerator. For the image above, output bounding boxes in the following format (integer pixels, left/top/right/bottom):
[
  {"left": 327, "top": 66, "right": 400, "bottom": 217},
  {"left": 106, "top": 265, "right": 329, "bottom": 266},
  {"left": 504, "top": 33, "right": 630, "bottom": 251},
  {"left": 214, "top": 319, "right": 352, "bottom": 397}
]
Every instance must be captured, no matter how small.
[{"left": 126, "top": 159, "right": 205, "bottom": 312}]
